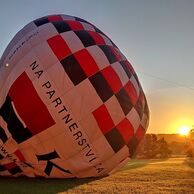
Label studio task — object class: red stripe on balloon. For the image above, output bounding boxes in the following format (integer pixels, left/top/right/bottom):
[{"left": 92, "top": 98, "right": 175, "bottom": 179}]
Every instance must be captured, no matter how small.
[
  {"left": 88, "top": 31, "right": 106, "bottom": 45},
  {"left": 101, "top": 66, "right": 122, "bottom": 93},
  {"left": 9, "top": 72, "right": 55, "bottom": 135},
  {"left": 48, "top": 15, "right": 63, "bottom": 22},
  {"left": 124, "top": 81, "right": 138, "bottom": 105},
  {"left": 65, "top": 20, "right": 84, "bottom": 31},
  {"left": 14, "top": 150, "right": 26, "bottom": 162},
  {"left": 116, "top": 118, "right": 134, "bottom": 144},
  {"left": 109, "top": 46, "right": 123, "bottom": 62},
  {"left": 47, "top": 35, "right": 71, "bottom": 60},
  {"left": 93, "top": 104, "right": 114, "bottom": 134},
  {"left": 4, "top": 162, "right": 17, "bottom": 170},
  {"left": 74, "top": 49, "right": 99, "bottom": 77},
  {"left": 135, "top": 125, "right": 145, "bottom": 142}
]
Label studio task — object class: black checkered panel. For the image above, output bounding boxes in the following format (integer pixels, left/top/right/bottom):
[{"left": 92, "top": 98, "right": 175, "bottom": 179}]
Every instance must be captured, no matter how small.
[
  {"left": 75, "top": 31, "right": 96, "bottom": 47},
  {"left": 105, "top": 128, "right": 125, "bottom": 153},
  {"left": 99, "top": 45, "right": 117, "bottom": 64},
  {"left": 89, "top": 71, "right": 114, "bottom": 102},
  {"left": 60, "top": 54, "right": 87, "bottom": 85},
  {"left": 115, "top": 88, "right": 133, "bottom": 115},
  {"left": 119, "top": 61, "right": 132, "bottom": 79},
  {"left": 0, "top": 154, "right": 3, "bottom": 160},
  {"left": 34, "top": 17, "right": 49, "bottom": 26},
  {"left": 0, "top": 126, "right": 8, "bottom": 143},
  {"left": 53, "top": 21, "right": 71, "bottom": 33}
]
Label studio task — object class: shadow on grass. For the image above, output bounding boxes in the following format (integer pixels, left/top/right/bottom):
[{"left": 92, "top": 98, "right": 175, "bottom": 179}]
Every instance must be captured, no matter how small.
[
  {"left": 184, "top": 158, "right": 194, "bottom": 169},
  {"left": 0, "top": 176, "right": 102, "bottom": 194}
]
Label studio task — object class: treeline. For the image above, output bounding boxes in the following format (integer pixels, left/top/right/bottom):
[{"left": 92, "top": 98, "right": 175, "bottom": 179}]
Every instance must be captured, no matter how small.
[{"left": 135, "top": 130, "right": 194, "bottom": 159}]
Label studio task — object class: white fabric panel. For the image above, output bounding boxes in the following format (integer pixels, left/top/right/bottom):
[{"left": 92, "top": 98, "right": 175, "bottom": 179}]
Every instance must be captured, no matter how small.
[
  {"left": 1, "top": 34, "right": 32, "bottom": 78},
  {"left": 1, "top": 138, "right": 18, "bottom": 157},
  {"left": 92, "top": 135, "right": 115, "bottom": 162},
  {"left": 3, "top": 31, "right": 39, "bottom": 72},
  {"left": 33, "top": 41, "right": 59, "bottom": 70},
  {"left": 0, "top": 72, "right": 6, "bottom": 107},
  {"left": 87, "top": 45, "right": 109, "bottom": 70},
  {"left": 101, "top": 34, "right": 114, "bottom": 46},
  {"left": 61, "top": 31, "right": 84, "bottom": 53},
  {"left": 105, "top": 95, "right": 125, "bottom": 125},
  {"left": 130, "top": 75, "right": 140, "bottom": 97},
  {"left": 12, "top": 102, "right": 26, "bottom": 128},
  {"left": 61, "top": 15, "right": 76, "bottom": 21},
  {"left": 0, "top": 117, "right": 9, "bottom": 137},
  {"left": 81, "top": 22, "right": 95, "bottom": 31},
  {"left": 109, "top": 157, "right": 130, "bottom": 175},
  {"left": 45, "top": 61, "right": 74, "bottom": 95},
  {"left": 111, "top": 62, "right": 129, "bottom": 86},
  {"left": 79, "top": 114, "right": 102, "bottom": 143},
  {"left": 63, "top": 79, "right": 102, "bottom": 121},
  {"left": 48, "top": 158, "right": 74, "bottom": 178},
  {"left": 52, "top": 131, "right": 81, "bottom": 160},
  {"left": 26, "top": 60, "right": 62, "bottom": 105},
  {"left": 104, "top": 146, "right": 129, "bottom": 173},
  {"left": 19, "top": 145, "right": 40, "bottom": 168},
  {"left": 66, "top": 150, "right": 99, "bottom": 177},
  {"left": 29, "top": 23, "right": 58, "bottom": 48},
  {"left": 0, "top": 22, "right": 36, "bottom": 67},
  {"left": 126, "top": 108, "right": 141, "bottom": 132},
  {"left": 141, "top": 113, "right": 149, "bottom": 129}
]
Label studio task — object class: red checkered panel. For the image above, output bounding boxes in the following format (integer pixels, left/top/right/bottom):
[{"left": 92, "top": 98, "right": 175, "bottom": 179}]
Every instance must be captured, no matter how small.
[{"left": 0, "top": 14, "right": 149, "bottom": 178}]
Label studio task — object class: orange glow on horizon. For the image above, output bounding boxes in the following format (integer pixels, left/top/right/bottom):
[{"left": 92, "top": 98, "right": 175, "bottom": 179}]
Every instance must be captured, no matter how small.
[{"left": 171, "top": 118, "right": 193, "bottom": 134}]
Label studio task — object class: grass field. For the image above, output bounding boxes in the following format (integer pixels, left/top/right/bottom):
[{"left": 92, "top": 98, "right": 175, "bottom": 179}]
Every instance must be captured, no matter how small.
[{"left": 0, "top": 157, "right": 194, "bottom": 194}]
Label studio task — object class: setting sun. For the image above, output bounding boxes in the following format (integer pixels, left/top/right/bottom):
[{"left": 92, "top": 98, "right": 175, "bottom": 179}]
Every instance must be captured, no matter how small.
[{"left": 178, "top": 126, "right": 191, "bottom": 136}]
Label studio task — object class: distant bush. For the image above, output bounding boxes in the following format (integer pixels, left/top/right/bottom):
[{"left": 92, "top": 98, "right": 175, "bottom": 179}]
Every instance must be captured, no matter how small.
[
  {"left": 185, "top": 129, "right": 194, "bottom": 158},
  {"left": 136, "top": 134, "right": 172, "bottom": 159}
]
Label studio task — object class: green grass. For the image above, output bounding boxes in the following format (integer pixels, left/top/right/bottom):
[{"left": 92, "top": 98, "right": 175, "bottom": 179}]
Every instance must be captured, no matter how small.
[{"left": 0, "top": 157, "right": 194, "bottom": 194}]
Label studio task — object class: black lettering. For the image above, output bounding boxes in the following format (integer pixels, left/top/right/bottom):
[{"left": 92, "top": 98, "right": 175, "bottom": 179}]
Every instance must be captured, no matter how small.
[
  {"left": 89, "top": 157, "right": 97, "bottom": 163},
  {"left": 46, "top": 90, "right": 55, "bottom": 99},
  {"left": 42, "top": 81, "right": 51, "bottom": 89},
  {"left": 58, "top": 105, "right": 67, "bottom": 113},
  {"left": 30, "top": 61, "right": 38, "bottom": 70},
  {"left": 85, "top": 149, "right": 95, "bottom": 157},
  {"left": 52, "top": 97, "right": 62, "bottom": 108},
  {"left": 96, "top": 167, "right": 105, "bottom": 174},
  {"left": 35, "top": 70, "right": 43, "bottom": 78},
  {"left": 78, "top": 138, "right": 87, "bottom": 146},
  {"left": 73, "top": 131, "right": 82, "bottom": 140},
  {"left": 94, "top": 163, "right": 105, "bottom": 174},
  {"left": 69, "top": 123, "right": 78, "bottom": 132},
  {"left": 44, "top": 161, "right": 71, "bottom": 176},
  {"left": 36, "top": 150, "right": 72, "bottom": 176},
  {"left": 0, "top": 146, "right": 8, "bottom": 155},
  {"left": 82, "top": 143, "right": 90, "bottom": 150},
  {"left": 62, "top": 114, "right": 72, "bottom": 124}
]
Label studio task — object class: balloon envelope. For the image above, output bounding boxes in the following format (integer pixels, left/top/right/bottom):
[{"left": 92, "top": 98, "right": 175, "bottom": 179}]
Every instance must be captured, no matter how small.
[{"left": 0, "top": 14, "right": 149, "bottom": 178}]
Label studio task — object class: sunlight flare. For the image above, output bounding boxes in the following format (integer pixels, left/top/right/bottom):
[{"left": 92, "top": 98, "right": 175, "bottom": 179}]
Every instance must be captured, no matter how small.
[{"left": 178, "top": 126, "right": 191, "bottom": 136}]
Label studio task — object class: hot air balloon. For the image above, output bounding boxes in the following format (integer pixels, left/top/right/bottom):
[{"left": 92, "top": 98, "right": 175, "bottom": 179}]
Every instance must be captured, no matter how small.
[{"left": 0, "top": 14, "right": 149, "bottom": 178}]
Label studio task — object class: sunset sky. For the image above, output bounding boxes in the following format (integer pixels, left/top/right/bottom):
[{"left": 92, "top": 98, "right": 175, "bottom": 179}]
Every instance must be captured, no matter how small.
[{"left": 0, "top": 0, "right": 194, "bottom": 134}]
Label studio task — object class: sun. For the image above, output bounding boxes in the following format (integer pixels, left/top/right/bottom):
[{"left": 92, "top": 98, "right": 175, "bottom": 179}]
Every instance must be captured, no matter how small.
[{"left": 178, "top": 126, "right": 191, "bottom": 136}]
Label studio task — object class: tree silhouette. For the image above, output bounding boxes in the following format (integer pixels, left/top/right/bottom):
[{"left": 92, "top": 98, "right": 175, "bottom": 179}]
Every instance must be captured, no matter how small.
[{"left": 136, "top": 134, "right": 172, "bottom": 158}]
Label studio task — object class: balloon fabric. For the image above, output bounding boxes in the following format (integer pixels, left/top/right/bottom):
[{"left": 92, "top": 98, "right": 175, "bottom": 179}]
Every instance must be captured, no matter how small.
[{"left": 0, "top": 14, "right": 149, "bottom": 178}]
